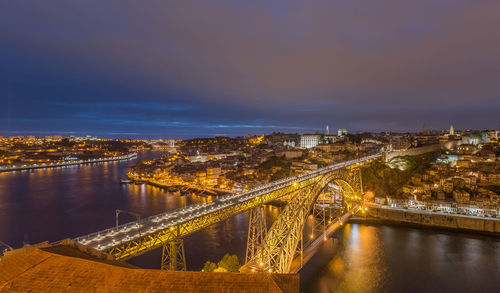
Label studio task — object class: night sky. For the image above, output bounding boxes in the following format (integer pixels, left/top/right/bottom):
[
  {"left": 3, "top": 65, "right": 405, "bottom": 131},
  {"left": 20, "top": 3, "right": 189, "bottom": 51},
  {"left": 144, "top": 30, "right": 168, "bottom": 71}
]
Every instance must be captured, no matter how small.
[{"left": 2, "top": 1, "right": 500, "bottom": 138}]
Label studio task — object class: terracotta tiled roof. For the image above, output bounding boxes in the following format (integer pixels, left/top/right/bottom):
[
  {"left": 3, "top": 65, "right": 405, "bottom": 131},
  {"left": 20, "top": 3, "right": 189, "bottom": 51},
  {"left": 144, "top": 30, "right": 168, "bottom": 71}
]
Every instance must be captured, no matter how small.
[{"left": 0, "top": 244, "right": 299, "bottom": 293}]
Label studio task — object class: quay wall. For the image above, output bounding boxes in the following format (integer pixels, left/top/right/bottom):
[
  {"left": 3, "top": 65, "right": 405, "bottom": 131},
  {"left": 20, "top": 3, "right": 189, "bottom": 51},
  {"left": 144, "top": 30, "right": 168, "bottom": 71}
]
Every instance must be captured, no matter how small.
[
  {"left": 385, "top": 144, "right": 442, "bottom": 162},
  {"left": 385, "top": 140, "right": 466, "bottom": 162},
  {"left": 366, "top": 207, "right": 500, "bottom": 233}
]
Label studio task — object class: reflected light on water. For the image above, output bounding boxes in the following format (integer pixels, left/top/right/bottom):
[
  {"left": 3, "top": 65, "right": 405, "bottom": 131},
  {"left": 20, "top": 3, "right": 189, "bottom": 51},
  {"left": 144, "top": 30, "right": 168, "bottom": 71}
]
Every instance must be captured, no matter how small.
[{"left": 308, "top": 224, "right": 385, "bottom": 293}]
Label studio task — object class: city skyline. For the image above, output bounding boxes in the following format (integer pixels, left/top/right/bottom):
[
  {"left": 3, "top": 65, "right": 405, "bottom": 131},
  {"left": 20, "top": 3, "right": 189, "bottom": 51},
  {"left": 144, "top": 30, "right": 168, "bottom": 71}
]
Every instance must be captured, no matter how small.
[{"left": 2, "top": 1, "right": 500, "bottom": 138}]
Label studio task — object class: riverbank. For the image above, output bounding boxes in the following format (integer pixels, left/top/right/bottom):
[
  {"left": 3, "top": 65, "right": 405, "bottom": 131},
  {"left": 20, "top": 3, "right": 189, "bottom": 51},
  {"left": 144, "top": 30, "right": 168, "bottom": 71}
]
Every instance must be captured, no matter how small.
[
  {"left": 355, "top": 206, "right": 500, "bottom": 234},
  {"left": 141, "top": 180, "right": 226, "bottom": 197},
  {"left": 0, "top": 152, "right": 138, "bottom": 173}
]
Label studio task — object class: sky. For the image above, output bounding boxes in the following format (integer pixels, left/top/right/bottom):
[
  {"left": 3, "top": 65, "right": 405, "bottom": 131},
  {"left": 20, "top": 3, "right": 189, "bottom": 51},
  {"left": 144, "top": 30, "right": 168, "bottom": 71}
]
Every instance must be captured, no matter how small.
[{"left": 1, "top": 0, "right": 500, "bottom": 138}]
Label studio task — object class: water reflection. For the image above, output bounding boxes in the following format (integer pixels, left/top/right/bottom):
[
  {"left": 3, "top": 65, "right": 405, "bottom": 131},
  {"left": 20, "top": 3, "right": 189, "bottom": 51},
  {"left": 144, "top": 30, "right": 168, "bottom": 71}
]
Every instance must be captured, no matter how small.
[{"left": 303, "top": 223, "right": 500, "bottom": 293}]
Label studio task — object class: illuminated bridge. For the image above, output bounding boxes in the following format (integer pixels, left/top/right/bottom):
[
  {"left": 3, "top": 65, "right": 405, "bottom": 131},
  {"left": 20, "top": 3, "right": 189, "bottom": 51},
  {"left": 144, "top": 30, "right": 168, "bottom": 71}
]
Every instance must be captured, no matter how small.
[{"left": 74, "top": 154, "right": 381, "bottom": 273}]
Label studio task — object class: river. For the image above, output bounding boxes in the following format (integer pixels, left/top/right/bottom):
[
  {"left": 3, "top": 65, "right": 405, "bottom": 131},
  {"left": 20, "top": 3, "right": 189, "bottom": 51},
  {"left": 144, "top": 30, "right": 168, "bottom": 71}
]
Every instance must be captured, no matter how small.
[{"left": 0, "top": 151, "right": 498, "bottom": 292}]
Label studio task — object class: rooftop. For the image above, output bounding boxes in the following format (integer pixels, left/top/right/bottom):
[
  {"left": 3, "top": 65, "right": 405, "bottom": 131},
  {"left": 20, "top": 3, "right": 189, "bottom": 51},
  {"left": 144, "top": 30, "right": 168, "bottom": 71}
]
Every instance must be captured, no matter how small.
[{"left": 0, "top": 240, "right": 299, "bottom": 293}]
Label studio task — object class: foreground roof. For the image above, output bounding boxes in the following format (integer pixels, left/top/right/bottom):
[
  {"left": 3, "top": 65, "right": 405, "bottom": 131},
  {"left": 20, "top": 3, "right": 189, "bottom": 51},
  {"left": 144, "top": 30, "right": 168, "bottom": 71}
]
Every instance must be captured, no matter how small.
[{"left": 0, "top": 240, "right": 299, "bottom": 293}]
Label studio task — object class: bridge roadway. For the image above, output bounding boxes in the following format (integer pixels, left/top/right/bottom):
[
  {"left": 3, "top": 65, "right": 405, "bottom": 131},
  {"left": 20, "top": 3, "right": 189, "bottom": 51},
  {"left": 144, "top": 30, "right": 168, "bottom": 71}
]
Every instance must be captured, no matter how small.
[{"left": 74, "top": 154, "right": 381, "bottom": 259}]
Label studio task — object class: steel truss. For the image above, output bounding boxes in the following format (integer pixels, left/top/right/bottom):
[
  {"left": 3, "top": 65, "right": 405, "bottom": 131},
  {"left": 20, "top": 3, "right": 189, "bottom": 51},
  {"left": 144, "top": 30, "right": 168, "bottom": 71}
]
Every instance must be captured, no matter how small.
[
  {"left": 104, "top": 162, "right": 368, "bottom": 265},
  {"left": 107, "top": 176, "right": 321, "bottom": 260},
  {"left": 245, "top": 206, "right": 267, "bottom": 264},
  {"left": 245, "top": 167, "right": 363, "bottom": 273},
  {"left": 311, "top": 205, "right": 329, "bottom": 242},
  {"left": 161, "top": 238, "right": 186, "bottom": 271}
]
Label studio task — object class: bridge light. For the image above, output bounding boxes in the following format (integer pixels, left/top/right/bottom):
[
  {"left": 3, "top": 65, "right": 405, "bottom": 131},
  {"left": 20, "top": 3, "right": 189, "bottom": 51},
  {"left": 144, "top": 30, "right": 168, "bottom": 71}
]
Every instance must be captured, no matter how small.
[
  {"left": 310, "top": 234, "right": 313, "bottom": 239},
  {"left": 268, "top": 269, "right": 272, "bottom": 273}
]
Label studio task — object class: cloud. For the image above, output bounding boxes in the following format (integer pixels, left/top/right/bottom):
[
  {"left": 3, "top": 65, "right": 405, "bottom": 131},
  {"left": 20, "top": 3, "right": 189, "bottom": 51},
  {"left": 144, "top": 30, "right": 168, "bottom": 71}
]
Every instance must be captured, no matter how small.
[{"left": 1, "top": 0, "right": 499, "bottom": 137}]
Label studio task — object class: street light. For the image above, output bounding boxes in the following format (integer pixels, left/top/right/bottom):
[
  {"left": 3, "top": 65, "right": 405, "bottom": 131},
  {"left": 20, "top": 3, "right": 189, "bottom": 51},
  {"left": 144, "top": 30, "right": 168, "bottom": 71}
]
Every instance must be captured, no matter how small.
[
  {"left": 115, "top": 209, "right": 141, "bottom": 230},
  {"left": 0, "top": 240, "right": 14, "bottom": 256}
]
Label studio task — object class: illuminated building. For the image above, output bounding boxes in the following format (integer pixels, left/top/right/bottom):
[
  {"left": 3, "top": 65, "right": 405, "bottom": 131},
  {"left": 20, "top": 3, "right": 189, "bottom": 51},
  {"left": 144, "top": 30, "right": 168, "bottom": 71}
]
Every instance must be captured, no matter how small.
[{"left": 300, "top": 135, "right": 320, "bottom": 149}]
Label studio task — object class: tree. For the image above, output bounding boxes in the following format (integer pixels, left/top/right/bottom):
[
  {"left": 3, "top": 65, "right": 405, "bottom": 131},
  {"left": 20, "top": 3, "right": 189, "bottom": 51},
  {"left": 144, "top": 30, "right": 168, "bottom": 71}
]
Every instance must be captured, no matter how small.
[
  {"left": 201, "top": 261, "right": 217, "bottom": 272},
  {"left": 213, "top": 267, "right": 228, "bottom": 272},
  {"left": 217, "top": 253, "right": 240, "bottom": 272}
]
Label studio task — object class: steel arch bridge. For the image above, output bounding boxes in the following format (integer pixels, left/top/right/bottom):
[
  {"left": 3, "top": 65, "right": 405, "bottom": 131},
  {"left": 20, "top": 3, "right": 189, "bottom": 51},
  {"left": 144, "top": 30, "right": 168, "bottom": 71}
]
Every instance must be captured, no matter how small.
[
  {"left": 73, "top": 154, "right": 381, "bottom": 272},
  {"left": 243, "top": 168, "right": 362, "bottom": 273}
]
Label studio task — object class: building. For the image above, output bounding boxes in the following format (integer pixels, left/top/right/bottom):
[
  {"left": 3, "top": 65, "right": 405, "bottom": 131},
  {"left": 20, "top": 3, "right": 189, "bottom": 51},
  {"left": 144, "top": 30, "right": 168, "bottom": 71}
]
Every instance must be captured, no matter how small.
[
  {"left": 337, "top": 128, "right": 348, "bottom": 137},
  {"left": 441, "top": 179, "right": 454, "bottom": 193},
  {"left": 456, "top": 144, "right": 477, "bottom": 155},
  {"left": 449, "top": 125, "right": 454, "bottom": 136},
  {"left": 453, "top": 190, "right": 470, "bottom": 203},
  {"left": 467, "top": 131, "right": 490, "bottom": 145},
  {"left": 300, "top": 135, "right": 320, "bottom": 149},
  {"left": 45, "top": 135, "right": 63, "bottom": 142},
  {"left": 489, "top": 130, "right": 499, "bottom": 142},
  {"left": 456, "top": 160, "right": 471, "bottom": 168},
  {"left": 284, "top": 150, "right": 303, "bottom": 159},
  {"left": 323, "top": 135, "right": 336, "bottom": 144}
]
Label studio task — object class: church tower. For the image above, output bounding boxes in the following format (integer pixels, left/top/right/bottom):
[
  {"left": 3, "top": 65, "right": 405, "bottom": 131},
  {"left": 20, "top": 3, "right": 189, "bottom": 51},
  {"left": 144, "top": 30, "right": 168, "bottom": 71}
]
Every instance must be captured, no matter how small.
[
  {"left": 326, "top": 125, "right": 329, "bottom": 135},
  {"left": 449, "top": 125, "right": 454, "bottom": 136}
]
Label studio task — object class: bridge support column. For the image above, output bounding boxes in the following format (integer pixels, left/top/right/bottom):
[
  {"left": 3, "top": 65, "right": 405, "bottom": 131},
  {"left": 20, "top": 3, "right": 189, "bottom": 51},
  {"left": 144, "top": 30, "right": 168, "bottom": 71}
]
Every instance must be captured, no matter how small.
[
  {"left": 161, "top": 238, "right": 186, "bottom": 271},
  {"left": 245, "top": 206, "right": 267, "bottom": 265},
  {"left": 312, "top": 205, "right": 327, "bottom": 242}
]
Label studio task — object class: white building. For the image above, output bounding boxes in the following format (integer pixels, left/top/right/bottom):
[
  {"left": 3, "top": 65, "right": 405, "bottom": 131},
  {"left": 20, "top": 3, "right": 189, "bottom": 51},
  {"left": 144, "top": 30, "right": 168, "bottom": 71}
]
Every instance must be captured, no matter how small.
[
  {"left": 338, "top": 128, "right": 348, "bottom": 137},
  {"left": 300, "top": 135, "right": 320, "bottom": 149}
]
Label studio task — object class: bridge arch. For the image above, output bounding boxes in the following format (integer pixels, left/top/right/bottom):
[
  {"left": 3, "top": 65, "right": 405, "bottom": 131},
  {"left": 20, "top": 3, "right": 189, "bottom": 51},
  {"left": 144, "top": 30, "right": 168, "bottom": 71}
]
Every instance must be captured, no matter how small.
[{"left": 245, "top": 168, "right": 362, "bottom": 273}]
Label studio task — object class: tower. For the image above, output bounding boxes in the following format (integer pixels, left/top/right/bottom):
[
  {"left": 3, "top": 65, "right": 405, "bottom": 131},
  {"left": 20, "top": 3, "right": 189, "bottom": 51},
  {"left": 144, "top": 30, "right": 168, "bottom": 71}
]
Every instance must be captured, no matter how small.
[
  {"left": 326, "top": 125, "right": 329, "bottom": 135},
  {"left": 450, "top": 125, "right": 454, "bottom": 136}
]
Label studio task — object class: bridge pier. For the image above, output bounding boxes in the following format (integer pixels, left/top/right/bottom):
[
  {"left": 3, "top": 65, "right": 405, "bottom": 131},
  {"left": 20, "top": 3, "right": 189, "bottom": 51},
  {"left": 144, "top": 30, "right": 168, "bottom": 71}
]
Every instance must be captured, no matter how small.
[
  {"left": 245, "top": 206, "right": 267, "bottom": 265},
  {"left": 161, "top": 238, "right": 186, "bottom": 271},
  {"left": 311, "top": 205, "right": 328, "bottom": 242}
]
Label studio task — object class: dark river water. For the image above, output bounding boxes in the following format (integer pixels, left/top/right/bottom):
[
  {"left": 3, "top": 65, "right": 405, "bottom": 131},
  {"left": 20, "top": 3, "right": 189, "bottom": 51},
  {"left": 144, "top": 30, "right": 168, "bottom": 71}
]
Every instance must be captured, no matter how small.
[{"left": 0, "top": 151, "right": 499, "bottom": 292}]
